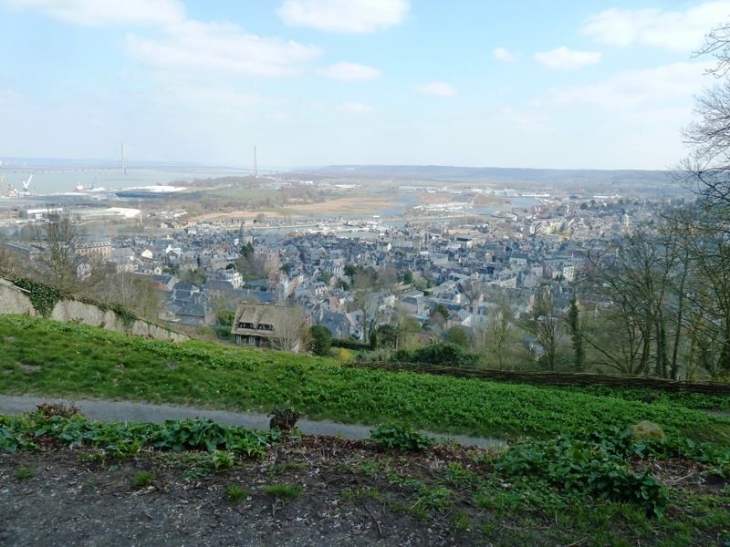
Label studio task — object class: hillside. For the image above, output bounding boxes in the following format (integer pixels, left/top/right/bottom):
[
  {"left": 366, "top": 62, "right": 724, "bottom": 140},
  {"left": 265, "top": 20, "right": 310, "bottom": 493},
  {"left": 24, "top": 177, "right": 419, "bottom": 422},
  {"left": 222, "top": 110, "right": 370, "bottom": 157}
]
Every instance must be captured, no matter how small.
[
  {"left": 1, "top": 315, "right": 730, "bottom": 545},
  {"left": 306, "top": 164, "right": 675, "bottom": 186},
  {"left": 0, "top": 315, "right": 727, "bottom": 442}
]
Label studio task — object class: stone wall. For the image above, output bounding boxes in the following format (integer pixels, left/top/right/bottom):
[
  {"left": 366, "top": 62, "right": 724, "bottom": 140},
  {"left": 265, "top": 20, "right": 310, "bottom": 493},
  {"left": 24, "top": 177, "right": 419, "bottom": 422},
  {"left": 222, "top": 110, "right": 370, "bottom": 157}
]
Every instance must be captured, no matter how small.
[
  {"left": 0, "top": 281, "right": 188, "bottom": 343},
  {"left": 0, "top": 280, "right": 36, "bottom": 316}
]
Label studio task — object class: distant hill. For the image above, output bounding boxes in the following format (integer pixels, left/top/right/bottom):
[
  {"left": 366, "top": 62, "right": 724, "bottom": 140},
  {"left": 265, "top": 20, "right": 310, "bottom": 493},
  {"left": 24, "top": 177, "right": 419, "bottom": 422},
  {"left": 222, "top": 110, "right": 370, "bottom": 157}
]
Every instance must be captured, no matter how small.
[{"left": 303, "top": 165, "right": 675, "bottom": 186}]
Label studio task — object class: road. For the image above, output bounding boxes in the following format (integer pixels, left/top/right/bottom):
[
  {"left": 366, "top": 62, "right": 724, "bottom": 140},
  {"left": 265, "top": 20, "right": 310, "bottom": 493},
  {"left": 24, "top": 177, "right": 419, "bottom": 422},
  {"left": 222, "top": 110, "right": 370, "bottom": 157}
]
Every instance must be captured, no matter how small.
[{"left": 0, "top": 394, "right": 504, "bottom": 448}]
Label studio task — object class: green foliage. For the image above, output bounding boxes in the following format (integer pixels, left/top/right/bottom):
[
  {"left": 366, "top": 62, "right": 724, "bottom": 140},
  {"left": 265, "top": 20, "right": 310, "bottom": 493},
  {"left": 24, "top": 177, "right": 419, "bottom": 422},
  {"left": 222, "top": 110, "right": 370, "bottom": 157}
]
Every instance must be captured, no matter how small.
[
  {"left": 331, "top": 338, "right": 371, "bottom": 351},
  {"left": 225, "top": 484, "right": 248, "bottom": 502},
  {"left": 217, "top": 310, "right": 235, "bottom": 328},
  {"left": 75, "top": 296, "right": 138, "bottom": 330},
  {"left": 495, "top": 432, "right": 668, "bottom": 516},
  {"left": 108, "top": 302, "right": 137, "bottom": 331},
  {"left": 239, "top": 242, "right": 254, "bottom": 260},
  {"left": 131, "top": 471, "right": 156, "bottom": 489},
  {"left": 371, "top": 324, "right": 398, "bottom": 350},
  {"left": 309, "top": 325, "right": 332, "bottom": 356},
  {"left": 432, "top": 303, "right": 450, "bottom": 323},
  {"left": 443, "top": 326, "right": 471, "bottom": 349},
  {"left": 181, "top": 268, "right": 207, "bottom": 287},
  {"left": 1, "top": 315, "right": 729, "bottom": 444},
  {"left": 369, "top": 424, "right": 434, "bottom": 452},
  {"left": 0, "top": 409, "right": 272, "bottom": 461},
  {"left": 154, "top": 419, "right": 269, "bottom": 458},
  {"left": 12, "top": 277, "right": 68, "bottom": 317},
  {"left": 263, "top": 484, "right": 303, "bottom": 499},
  {"left": 15, "top": 466, "right": 35, "bottom": 481},
  {"left": 210, "top": 450, "right": 235, "bottom": 470},
  {"left": 568, "top": 297, "right": 585, "bottom": 372},
  {"left": 399, "top": 270, "right": 414, "bottom": 285},
  {"left": 394, "top": 342, "right": 478, "bottom": 368}
]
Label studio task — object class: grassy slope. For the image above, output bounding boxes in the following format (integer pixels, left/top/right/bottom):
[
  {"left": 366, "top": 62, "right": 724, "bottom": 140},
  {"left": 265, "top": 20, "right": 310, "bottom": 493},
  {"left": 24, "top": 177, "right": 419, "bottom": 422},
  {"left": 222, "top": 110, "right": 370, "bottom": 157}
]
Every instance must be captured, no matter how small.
[{"left": 1, "top": 315, "right": 729, "bottom": 443}]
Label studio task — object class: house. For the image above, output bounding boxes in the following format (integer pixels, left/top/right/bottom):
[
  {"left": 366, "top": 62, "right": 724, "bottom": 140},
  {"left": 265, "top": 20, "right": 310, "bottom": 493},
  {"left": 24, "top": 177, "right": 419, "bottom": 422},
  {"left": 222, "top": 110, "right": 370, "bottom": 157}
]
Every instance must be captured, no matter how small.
[{"left": 231, "top": 303, "right": 306, "bottom": 352}]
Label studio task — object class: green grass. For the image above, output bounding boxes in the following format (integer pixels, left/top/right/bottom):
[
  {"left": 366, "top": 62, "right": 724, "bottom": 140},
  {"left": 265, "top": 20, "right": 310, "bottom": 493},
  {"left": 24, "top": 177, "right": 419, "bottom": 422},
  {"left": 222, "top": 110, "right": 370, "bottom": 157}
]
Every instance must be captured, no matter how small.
[
  {"left": 548, "top": 384, "right": 730, "bottom": 411},
  {"left": 1, "top": 315, "right": 729, "bottom": 443},
  {"left": 15, "top": 466, "right": 34, "bottom": 480},
  {"left": 131, "top": 470, "right": 155, "bottom": 489},
  {"left": 263, "top": 484, "right": 303, "bottom": 499},
  {"left": 225, "top": 484, "right": 248, "bottom": 502}
]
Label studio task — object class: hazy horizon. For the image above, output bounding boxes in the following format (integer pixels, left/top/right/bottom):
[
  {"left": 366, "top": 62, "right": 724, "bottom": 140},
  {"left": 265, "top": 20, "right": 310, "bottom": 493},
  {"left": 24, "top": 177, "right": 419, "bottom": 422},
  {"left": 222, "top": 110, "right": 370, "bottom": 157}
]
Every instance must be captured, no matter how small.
[{"left": 0, "top": 1, "right": 724, "bottom": 171}]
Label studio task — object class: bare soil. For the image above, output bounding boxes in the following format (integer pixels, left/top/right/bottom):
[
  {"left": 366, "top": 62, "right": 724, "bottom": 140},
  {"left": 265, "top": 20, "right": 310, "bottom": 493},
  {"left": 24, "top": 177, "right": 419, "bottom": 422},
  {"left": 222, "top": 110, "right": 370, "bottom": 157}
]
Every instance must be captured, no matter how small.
[
  {"left": 0, "top": 436, "right": 490, "bottom": 547},
  {"left": 1, "top": 432, "right": 726, "bottom": 547}
]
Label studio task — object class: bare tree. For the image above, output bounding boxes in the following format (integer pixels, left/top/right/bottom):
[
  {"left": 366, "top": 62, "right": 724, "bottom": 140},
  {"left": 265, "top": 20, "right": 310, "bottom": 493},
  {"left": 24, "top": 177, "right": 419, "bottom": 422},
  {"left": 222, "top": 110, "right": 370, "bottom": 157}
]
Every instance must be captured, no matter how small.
[
  {"left": 581, "top": 229, "right": 690, "bottom": 378},
  {"left": 682, "top": 23, "right": 730, "bottom": 210},
  {"left": 270, "top": 306, "right": 307, "bottom": 353},
  {"left": 0, "top": 236, "right": 19, "bottom": 278},
  {"left": 528, "top": 286, "right": 563, "bottom": 371},
  {"left": 94, "top": 272, "right": 163, "bottom": 320},
  {"left": 34, "top": 216, "right": 79, "bottom": 292},
  {"left": 475, "top": 297, "right": 516, "bottom": 370}
]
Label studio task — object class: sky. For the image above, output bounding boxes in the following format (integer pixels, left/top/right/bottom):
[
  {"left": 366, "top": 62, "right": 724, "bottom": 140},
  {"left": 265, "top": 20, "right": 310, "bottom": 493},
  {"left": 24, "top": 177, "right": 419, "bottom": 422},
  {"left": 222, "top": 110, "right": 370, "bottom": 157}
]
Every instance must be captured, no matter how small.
[{"left": 0, "top": 0, "right": 727, "bottom": 171}]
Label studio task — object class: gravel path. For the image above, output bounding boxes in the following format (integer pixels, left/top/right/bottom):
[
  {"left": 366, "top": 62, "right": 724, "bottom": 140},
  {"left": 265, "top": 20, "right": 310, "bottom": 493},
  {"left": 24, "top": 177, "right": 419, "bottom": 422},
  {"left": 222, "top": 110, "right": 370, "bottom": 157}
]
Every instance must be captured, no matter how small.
[{"left": 0, "top": 394, "right": 505, "bottom": 448}]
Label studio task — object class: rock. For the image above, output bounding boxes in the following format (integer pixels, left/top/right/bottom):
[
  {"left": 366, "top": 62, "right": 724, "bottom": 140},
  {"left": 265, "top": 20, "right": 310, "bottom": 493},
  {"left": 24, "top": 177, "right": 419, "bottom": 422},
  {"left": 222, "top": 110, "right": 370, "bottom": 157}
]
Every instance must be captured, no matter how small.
[{"left": 630, "top": 421, "right": 666, "bottom": 441}]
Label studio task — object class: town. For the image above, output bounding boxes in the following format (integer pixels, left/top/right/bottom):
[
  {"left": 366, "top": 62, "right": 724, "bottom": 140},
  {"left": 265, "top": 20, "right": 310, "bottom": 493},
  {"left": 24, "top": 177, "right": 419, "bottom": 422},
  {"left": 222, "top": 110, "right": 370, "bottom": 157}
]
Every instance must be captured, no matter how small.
[{"left": 0, "top": 169, "right": 685, "bottom": 367}]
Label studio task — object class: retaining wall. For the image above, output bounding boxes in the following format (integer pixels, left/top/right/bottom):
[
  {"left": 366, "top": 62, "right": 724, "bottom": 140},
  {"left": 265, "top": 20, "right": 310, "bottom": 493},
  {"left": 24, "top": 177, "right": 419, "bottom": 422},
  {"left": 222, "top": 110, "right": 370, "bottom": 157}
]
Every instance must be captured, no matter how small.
[{"left": 0, "top": 281, "right": 188, "bottom": 343}]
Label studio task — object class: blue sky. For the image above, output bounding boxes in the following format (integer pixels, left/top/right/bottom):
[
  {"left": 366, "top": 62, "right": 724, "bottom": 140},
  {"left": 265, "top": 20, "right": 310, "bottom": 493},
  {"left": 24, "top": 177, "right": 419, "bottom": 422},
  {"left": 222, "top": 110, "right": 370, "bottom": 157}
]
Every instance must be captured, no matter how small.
[{"left": 0, "top": 0, "right": 726, "bottom": 170}]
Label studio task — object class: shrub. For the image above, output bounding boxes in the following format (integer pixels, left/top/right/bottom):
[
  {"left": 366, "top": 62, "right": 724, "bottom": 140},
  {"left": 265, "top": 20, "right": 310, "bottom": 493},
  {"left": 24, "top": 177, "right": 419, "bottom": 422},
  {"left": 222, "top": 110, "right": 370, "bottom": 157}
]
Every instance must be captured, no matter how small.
[
  {"left": 394, "top": 343, "right": 478, "bottom": 368},
  {"left": 369, "top": 424, "right": 434, "bottom": 452},
  {"left": 494, "top": 432, "right": 667, "bottom": 516},
  {"left": 309, "top": 325, "right": 332, "bottom": 356}
]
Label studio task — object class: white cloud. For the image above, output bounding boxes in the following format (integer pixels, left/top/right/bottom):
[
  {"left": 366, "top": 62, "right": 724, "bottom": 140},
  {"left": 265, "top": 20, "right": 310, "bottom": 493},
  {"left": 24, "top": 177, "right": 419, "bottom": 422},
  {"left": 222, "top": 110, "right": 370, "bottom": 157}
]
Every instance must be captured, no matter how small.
[
  {"left": 583, "top": 1, "right": 730, "bottom": 52},
  {"left": 126, "top": 20, "right": 321, "bottom": 77},
  {"left": 0, "top": 0, "right": 184, "bottom": 26},
  {"left": 278, "top": 0, "right": 409, "bottom": 33},
  {"left": 415, "top": 82, "right": 457, "bottom": 98},
  {"left": 545, "top": 61, "right": 711, "bottom": 109},
  {"left": 493, "top": 47, "right": 518, "bottom": 63},
  {"left": 321, "top": 62, "right": 381, "bottom": 80},
  {"left": 534, "top": 46, "right": 601, "bottom": 70},
  {"left": 340, "top": 102, "right": 375, "bottom": 114}
]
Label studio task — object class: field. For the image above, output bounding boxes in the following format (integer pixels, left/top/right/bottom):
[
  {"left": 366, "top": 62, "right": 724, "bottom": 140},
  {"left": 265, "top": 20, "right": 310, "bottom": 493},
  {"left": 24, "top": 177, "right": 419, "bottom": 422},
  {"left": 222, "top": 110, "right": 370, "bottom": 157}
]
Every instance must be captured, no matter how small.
[{"left": 1, "top": 315, "right": 730, "bottom": 545}]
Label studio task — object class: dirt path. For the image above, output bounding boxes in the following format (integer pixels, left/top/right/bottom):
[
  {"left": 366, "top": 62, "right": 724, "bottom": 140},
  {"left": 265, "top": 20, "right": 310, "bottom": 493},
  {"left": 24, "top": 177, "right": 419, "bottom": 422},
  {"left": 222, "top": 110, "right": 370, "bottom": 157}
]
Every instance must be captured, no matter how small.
[{"left": 0, "top": 394, "right": 504, "bottom": 449}]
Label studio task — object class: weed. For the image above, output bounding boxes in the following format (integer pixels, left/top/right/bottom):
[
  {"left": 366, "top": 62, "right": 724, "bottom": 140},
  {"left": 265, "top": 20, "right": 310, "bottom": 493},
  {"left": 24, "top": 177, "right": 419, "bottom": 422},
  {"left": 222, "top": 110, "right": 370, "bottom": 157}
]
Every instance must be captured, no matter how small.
[
  {"left": 131, "top": 470, "right": 156, "bottom": 489},
  {"left": 494, "top": 433, "right": 668, "bottom": 516},
  {"left": 77, "top": 450, "right": 107, "bottom": 464},
  {"left": 267, "top": 461, "right": 308, "bottom": 477},
  {"left": 32, "top": 402, "right": 82, "bottom": 419},
  {"left": 369, "top": 424, "right": 434, "bottom": 452},
  {"left": 182, "top": 466, "right": 213, "bottom": 481},
  {"left": 450, "top": 511, "right": 471, "bottom": 533},
  {"left": 263, "top": 484, "right": 303, "bottom": 499},
  {"left": 350, "top": 487, "right": 385, "bottom": 503},
  {"left": 15, "top": 466, "right": 34, "bottom": 480},
  {"left": 269, "top": 407, "right": 300, "bottom": 433},
  {"left": 358, "top": 460, "right": 381, "bottom": 477},
  {"left": 225, "top": 484, "right": 248, "bottom": 502},
  {"left": 443, "top": 461, "right": 476, "bottom": 486},
  {"left": 210, "top": 450, "right": 235, "bottom": 471},
  {"left": 413, "top": 486, "right": 453, "bottom": 512}
]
